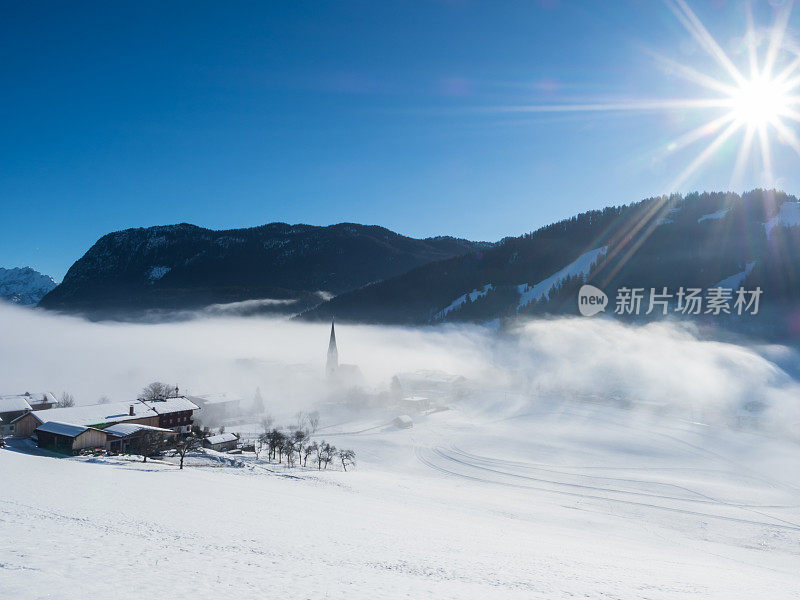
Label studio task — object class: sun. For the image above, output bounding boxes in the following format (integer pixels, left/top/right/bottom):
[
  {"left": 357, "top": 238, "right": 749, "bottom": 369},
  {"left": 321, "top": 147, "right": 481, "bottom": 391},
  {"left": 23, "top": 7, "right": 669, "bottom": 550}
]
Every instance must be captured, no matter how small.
[
  {"left": 731, "top": 75, "right": 791, "bottom": 126},
  {"left": 507, "top": 0, "right": 800, "bottom": 192}
]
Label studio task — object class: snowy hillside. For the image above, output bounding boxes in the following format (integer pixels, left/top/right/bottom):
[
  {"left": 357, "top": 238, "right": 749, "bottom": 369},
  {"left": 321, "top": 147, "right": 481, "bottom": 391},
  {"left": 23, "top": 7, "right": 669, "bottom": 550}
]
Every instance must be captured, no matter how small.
[
  {"left": 516, "top": 246, "right": 607, "bottom": 309},
  {"left": 0, "top": 267, "right": 57, "bottom": 305},
  {"left": 2, "top": 400, "right": 799, "bottom": 599}
]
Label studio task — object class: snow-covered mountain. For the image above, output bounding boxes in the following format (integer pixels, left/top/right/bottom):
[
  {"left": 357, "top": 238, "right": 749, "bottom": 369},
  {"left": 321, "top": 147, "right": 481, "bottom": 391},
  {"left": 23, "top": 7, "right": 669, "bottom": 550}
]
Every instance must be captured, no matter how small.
[
  {"left": 0, "top": 267, "right": 57, "bottom": 305},
  {"left": 302, "top": 189, "right": 800, "bottom": 339},
  {"left": 38, "top": 223, "right": 490, "bottom": 316}
]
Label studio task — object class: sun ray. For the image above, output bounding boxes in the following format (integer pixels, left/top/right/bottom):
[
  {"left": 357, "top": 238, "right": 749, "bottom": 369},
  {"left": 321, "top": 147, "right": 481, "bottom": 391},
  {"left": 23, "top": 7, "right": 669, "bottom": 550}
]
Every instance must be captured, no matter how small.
[
  {"left": 664, "top": 112, "right": 738, "bottom": 156},
  {"left": 763, "top": 0, "right": 794, "bottom": 79},
  {"left": 770, "top": 117, "right": 800, "bottom": 159},
  {"left": 668, "top": 118, "right": 742, "bottom": 192},
  {"left": 745, "top": 3, "right": 760, "bottom": 79},
  {"left": 758, "top": 123, "right": 774, "bottom": 184},
  {"left": 730, "top": 123, "right": 756, "bottom": 190},
  {"left": 773, "top": 53, "right": 800, "bottom": 85},
  {"left": 646, "top": 51, "right": 738, "bottom": 95},
  {"left": 499, "top": 98, "right": 733, "bottom": 114},
  {"left": 665, "top": 0, "right": 747, "bottom": 86}
]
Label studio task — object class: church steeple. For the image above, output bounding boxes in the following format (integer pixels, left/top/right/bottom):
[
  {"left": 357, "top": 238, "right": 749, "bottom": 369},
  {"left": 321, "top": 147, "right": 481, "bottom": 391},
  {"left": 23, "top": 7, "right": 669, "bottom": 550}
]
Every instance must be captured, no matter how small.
[{"left": 326, "top": 319, "right": 338, "bottom": 377}]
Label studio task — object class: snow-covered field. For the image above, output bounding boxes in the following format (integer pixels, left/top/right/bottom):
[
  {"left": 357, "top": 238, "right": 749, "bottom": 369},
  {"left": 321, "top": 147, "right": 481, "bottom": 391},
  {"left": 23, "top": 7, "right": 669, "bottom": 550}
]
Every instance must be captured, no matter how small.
[{"left": 3, "top": 398, "right": 799, "bottom": 600}]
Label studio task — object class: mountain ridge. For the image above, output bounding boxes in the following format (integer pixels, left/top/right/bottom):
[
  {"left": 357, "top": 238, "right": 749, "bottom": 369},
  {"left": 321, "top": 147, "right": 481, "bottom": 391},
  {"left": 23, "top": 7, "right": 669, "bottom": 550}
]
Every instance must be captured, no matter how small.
[
  {"left": 299, "top": 190, "right": 800, "bottom": 339},
  {"left": 38, "top": 221, "right": 491, "bottom": 316}
]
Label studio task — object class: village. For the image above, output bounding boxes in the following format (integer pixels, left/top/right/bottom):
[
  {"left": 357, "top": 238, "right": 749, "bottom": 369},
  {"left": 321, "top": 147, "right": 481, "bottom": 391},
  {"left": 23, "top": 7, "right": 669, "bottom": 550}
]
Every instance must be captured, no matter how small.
[{"left": 0, "top": 321, "right": 461, "bottom": 470}]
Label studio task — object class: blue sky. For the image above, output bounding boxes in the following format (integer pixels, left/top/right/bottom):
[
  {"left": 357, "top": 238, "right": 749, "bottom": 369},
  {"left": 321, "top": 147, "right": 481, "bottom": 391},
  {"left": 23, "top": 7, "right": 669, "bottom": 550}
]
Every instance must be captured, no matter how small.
[{"left": 2, "top": 1, "right": 798, "bottom": 280}]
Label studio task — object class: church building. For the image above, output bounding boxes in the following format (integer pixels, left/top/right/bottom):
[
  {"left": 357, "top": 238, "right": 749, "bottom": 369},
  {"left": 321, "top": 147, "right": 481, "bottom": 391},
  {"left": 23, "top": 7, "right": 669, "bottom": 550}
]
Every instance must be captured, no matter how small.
[{"left": 325, "top": 319, "right": 364, "bottom": 386}]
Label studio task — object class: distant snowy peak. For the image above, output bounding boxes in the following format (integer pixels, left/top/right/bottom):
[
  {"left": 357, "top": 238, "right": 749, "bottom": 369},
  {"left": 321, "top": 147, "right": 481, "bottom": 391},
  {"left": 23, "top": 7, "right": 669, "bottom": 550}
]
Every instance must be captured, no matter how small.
[{"left": 0, "top": 267, "right": 57, "bottom": 305}]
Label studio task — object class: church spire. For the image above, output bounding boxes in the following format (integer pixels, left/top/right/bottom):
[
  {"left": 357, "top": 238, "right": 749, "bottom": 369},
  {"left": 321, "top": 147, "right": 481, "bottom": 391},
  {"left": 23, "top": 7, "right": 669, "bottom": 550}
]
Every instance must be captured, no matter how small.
[{"left": 326, "top": 318, "right": 338, "bottom": 378}]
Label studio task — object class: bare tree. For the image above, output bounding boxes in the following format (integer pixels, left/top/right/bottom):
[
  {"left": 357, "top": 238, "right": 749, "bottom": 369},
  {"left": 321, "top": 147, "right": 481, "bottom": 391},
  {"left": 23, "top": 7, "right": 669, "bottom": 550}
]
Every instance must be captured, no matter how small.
[
  {"left": 317, "top": 441, "right": 336, "bottom": 470},
  {"left": 141, "top": 382, "right": 169, "bottom": 401},
  {"left": 135, "top": 431, "right": 166, "bottom": 463},
  {"left": 291, "top": 429, "right": 307, "bottom": 463},
  {"left": 274, "top": 430, "right": 288, "bottom": 463},
  {"left": 267, "top": 428, "right": 284, "bottom": 461},
  {"left": 97, "top": 395, "right": 111, "bottom": 404},
  {"left": 171, "top": 434, "right": 201, "bottom": 470},
  {"left": 57, "top": 392, "right": 75, "bottom": 408},
  {"left": 338, "top": 449, "right": 356, "bottom": 471},
  {"left": 254, "top": 432, "right": 268, "bottom": 459},
  {"left": 282, "top": 437, "right": 296, "bottom": 467},
  {"left": 302, "top": 441, "right": 318, "bottom": 467},
  {"left": 307, "top": 411, "right": 320, "bottom": 434}
]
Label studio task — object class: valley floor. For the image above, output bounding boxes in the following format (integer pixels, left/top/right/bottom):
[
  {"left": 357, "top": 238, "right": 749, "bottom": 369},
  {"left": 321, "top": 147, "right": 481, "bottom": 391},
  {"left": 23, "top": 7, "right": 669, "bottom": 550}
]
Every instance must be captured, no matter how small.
[{"left": 2, "top": 400, "right": 799, "bottom": 599}]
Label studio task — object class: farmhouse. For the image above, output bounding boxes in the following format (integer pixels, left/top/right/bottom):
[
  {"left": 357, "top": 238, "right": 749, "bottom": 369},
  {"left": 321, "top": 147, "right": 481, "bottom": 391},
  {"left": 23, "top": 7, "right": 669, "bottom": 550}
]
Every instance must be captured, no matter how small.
[
  {"left": 0, "top": 395, "right": 33, "bottom": 435},
  {"left": 10, "top": 397, "right": 200, "bottom": 438},
  {"left": 143, "top": 397, "right": 199, "bottom": 433},
  {"left": 35, "top": 422, "right": 108, "bottom": 454},
  {"left": 203, "top": 432, "right": 239, "bottom": 452},
  {"left": 12, "top": 400, "right": 159, "bottom": 438},
  {"left": 25, "top": 392, "right": 58, "bottom": 411}
]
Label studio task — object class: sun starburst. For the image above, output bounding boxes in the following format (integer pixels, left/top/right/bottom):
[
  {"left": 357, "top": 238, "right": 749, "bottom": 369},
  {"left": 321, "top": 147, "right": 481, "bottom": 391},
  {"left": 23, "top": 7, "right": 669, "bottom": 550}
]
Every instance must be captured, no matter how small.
[
  {"left": 507, "top": 0, "right": 800, "bottom": 193},
  {"left": 501, "top": 1, "right": 800, "bottom": 286}
]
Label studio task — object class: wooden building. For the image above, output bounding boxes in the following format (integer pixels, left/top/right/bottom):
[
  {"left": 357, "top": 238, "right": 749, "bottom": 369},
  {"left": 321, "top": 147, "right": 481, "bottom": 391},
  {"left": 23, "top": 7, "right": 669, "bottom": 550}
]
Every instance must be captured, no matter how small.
[
  {"left": 104, "top": 423, "right": 176, "bottom": 454},
  {"left": 0, "top": 395, "right": 33, "bottom": 435},
  {"left": 35, "top": 422, "right": 108, "bottom": 454},
  {"left": 11, "top": 397, "right": 200, "bottom": 438},
  {"left": 203, "top": 432, "right": 239, "bottom": 452},
  {"left": 11, "top": 402, "right": 160, "bottom": 438},
  {"left": 142, "top": 397, "right": 199, "bottom": 433}
]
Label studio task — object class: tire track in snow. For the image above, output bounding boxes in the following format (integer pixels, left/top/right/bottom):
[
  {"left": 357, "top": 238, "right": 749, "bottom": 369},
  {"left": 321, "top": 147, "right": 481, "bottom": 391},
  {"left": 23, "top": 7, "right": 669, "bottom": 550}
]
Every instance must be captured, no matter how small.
[{"left": 412, "top": 444, "right": 800, "bottom": 532}]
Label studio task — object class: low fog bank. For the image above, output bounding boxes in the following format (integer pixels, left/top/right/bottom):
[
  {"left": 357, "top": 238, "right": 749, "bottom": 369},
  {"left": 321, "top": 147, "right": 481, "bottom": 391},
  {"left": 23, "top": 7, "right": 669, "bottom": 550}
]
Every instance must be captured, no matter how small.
[{"left": 1, "top": 303, "right": 798, "bottom": 438}]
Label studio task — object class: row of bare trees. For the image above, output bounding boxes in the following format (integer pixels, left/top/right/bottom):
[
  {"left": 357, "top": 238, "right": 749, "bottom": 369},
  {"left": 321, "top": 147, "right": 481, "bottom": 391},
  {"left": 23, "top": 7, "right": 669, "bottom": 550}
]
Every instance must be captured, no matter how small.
[{"left": 252, "top": 417, "right": 354, "bottom": 471}]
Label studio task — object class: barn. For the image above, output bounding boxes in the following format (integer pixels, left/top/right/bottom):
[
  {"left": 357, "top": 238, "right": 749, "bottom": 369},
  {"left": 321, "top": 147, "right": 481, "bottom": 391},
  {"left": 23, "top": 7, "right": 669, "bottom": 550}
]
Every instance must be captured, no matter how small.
[
  {"left": 203, "top": 432, "right": 239, "bottom": 452},
  {"left": 104, "top": 423, "right": 176, "bottom": 454},
  {"left": 35, "top": 422, "right": 108, "bottom": 454}
]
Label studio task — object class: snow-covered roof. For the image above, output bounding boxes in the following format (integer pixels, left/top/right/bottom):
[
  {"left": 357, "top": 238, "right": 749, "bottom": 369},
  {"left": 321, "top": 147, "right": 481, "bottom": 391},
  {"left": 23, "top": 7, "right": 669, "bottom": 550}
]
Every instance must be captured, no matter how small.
[
  {"left": 204, "top": 432, "right": 238, "bottom": 445},
  {"left": 0, "top": 395, "right": 33, "bottom": 413},
  {"left": 28, "top": 391, "right": 58, "bottom": 405},
  {"left": 21, "top": 401, "right": 158, "bottom": 427},
  {"left": 103, "top": 423, "right": 176, "bottom": 437},
  {"left": 36, "top": 421, "right": 97, "bottom": 438},
  {"left": 188, "top": 393, "right": 243, "bottom": 406},
  {"left": 142, "top": 397, "right": 199, "bottom": 414}
]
